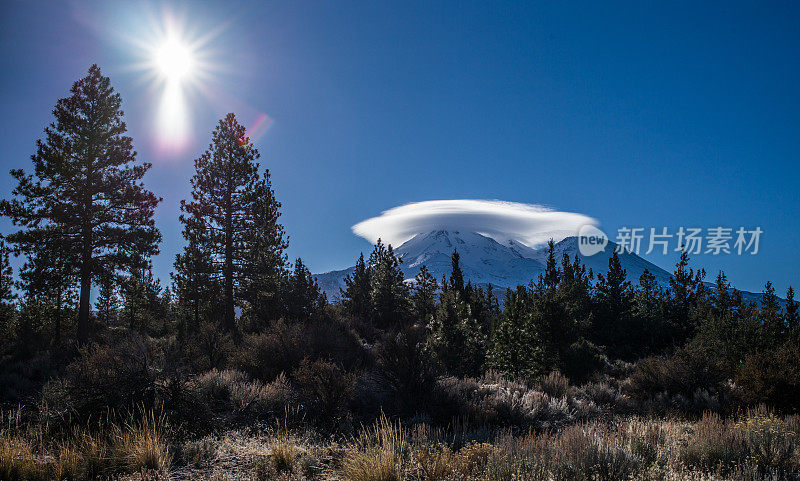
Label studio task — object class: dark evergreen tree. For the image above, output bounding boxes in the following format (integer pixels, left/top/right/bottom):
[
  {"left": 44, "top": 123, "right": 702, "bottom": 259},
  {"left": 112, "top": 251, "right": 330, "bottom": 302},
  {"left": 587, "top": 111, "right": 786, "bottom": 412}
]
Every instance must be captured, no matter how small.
[
  {"left": 95, "top": 269, "right": 119, "bottom": 325},
  {"left": 0, "top": 237, "right": 15, "bottom": 340},
  {"left": 786, "top": 286, "right": 798, "bottom": 337},
  {"left": 240, "top": 174, "right": 288, "bottom": 324},
  {"left": 180, "top": 113, "right": 285, "bottom": 333},
  {"left": 0, "top": 65, "right": 161, "bottom": 344},
  {"left": 411, "top": 265, "right": 438, "bottom": 324},
  {"left": 15, "top": 225, "right": 76, "bottom": 343},
  {"left": 557, "top": 252, "right": 593, "bottom": 340},
  {"left": 283, "top": 258, "right": 326, "bottom": 321},
  {"left": 594, "top": 250, "right": 636, "bottom": 359},
  {"left": 368, "top": 240, "right": 410, "bottom": 329},
  {"left": 667, "top": 249, "right": 705, "bottom": 346},
  {"left": 760, "top": 281, "right": 783, "bottom": 342},
  {"left": 427, "top": 287, "right": 486, "bottom": 377},
  {"left": 488, "top": 287, "right": 544, "bottom": 379},
  {"left": 448, "top": 249, "right": 464, "bottom": 293},
  {"left": 632, "top": 268, "right": 668, "bottom": 354},
  {"left": 121, "top": 264, "right": 164, "bottom": 334},
  {"left": 542, "top": 239, "right": 560, "bottom": 289},
  {"left": 341, "top": 253, "right": 372, "bottom": 320},
  {"left": 173, "top": 219, "right": 220, "bottom": 334},
  {"left": 426, "top": 248, "right": 489, "bottom": 376}
]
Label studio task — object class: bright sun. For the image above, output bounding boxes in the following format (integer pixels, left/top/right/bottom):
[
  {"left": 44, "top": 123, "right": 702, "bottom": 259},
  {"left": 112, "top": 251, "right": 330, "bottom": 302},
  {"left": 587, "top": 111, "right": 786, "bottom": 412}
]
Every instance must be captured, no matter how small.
[{"left": 155, "top": 38, "right": 194, "bottom": 82}]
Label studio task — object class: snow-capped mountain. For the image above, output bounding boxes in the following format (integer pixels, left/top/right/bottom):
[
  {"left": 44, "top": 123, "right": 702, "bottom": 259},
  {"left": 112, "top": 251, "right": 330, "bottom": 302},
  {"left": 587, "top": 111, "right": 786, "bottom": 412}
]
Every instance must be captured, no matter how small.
[{"left": 314, "top": 230, "right": 675, "bottom": 301}]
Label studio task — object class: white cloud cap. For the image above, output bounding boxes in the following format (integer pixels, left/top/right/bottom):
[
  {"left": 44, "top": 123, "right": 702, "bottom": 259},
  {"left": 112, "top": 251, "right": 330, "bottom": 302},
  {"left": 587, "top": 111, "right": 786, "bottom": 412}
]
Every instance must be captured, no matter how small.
[{"left": 352, "top": 199, "right": 598, "bottom": 248}]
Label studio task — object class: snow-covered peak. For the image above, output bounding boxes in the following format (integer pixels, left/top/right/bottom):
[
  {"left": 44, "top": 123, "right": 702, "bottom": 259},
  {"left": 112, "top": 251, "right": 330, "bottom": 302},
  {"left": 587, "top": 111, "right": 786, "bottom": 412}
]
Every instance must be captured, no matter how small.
[{"left": 314, "top": 230, "right": 766, "bottom": 305}]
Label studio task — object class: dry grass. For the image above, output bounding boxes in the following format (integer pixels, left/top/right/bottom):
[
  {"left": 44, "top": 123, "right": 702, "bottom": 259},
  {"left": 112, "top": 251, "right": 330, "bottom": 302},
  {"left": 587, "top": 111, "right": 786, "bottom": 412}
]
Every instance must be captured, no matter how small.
[
  {"left": 2, "top": 403, "right": 799, "bottom": 480},
  {"left": 113, "top": 409, "right": 172, "bottom": 473},
  {"left": 341, "top": 415, "right": 406, "bottom": 481}
]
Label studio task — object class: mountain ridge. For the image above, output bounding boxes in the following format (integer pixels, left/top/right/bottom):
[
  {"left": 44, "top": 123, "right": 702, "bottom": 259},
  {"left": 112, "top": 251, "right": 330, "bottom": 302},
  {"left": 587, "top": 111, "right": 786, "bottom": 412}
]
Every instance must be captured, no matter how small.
[{"left": 314, "top": 230, "right": 683, "bottom": 301}]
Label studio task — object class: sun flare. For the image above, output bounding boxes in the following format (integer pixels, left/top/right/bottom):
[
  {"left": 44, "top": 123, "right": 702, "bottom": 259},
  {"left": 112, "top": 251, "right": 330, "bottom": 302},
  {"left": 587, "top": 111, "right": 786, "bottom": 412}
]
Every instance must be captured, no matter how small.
[{"left": 155, "top": 38, "right": 194, "bottom": 82}]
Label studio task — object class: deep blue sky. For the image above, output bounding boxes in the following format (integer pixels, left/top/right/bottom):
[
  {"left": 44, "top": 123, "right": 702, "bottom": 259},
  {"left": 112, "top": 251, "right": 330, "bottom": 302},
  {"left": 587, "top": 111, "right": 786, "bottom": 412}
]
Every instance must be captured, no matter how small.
[{"left": 1, "top": 1, "right": 798, "bottom": 294}]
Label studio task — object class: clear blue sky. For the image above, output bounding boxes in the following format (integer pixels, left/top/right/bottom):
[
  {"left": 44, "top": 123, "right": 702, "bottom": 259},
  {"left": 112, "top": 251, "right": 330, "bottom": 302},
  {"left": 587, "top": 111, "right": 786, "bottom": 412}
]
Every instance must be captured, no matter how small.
[{"left": 1, "top": 1, "right": 798, "bottom": 294}]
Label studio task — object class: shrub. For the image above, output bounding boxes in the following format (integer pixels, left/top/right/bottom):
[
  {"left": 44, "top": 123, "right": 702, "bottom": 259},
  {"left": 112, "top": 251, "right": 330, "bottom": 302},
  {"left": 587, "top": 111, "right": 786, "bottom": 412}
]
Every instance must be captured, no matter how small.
[
  {"left": 181, "top": 320, "right": 234, "bottom": 372},
  {"left": 546, "top": 424, "right": 642, "bottom": 481},
  {"left": 193, "top": 369, "right": 294, "bottom": 419},
  {"left": 374, "top": 327, "right": 438, "bottom": 416},
  {"left": 735, "top": 406, "right": 799, "bottom": 472},
  {"left": 539, "top": 371, "right": 570, "bottom": 398},
  {"left": 412, "top": 443, "right": 454, "bottom": 480},
  {"left": 628, "top": 344, "right": 726, "bottom": 401},
  {"left": 735, "top": 341, "right": 800, "bottom": 412},
  {"left": 679, "top": 412, "right": 747, "bottom": 472},
  {"left": 291, "top": 359, "right": 355, "bottom": 428},
  {"left": 561, "top": 339, "right": 606, "bottom": 383},
  {"left": 578, "top": 381, "right": 633, "bottom": 413},
  {"left": 180, "top": 436, "right": 217, "bottom": 466},
  {"left": 234, "top": 317, "right": 364, "bottom": 383},
  {"left": 271, "top": 438, "right": 298, "bottom": 473},
  {"left": 42, "top": 334, "right": 156, "bottom": 417}
]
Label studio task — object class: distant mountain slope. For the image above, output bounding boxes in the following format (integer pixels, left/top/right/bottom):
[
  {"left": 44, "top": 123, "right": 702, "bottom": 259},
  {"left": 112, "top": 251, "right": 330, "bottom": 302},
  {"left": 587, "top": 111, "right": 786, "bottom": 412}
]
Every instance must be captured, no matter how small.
[{"left": 315, "top": 230, "right": 765, "bottom": 304}]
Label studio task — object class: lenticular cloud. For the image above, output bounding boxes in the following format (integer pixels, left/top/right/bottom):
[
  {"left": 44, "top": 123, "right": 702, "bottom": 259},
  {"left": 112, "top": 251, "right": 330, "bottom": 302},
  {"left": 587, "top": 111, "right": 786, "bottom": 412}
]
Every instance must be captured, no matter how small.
[{"left": 352, "top": 199, "right": 598, "bottom": 248}]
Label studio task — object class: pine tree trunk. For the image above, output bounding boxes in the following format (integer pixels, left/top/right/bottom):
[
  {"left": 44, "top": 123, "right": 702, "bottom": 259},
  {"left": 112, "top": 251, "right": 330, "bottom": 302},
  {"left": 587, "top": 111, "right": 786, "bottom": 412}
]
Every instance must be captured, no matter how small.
[
  {"left": 223, "top": 182, "right": 235, "bottom": 333},
  {"left": 77, "top": 244, "right": 91, "bottom": 345},
  {"left": 53, "top": 289, "right": 62, "bottom": 344}
]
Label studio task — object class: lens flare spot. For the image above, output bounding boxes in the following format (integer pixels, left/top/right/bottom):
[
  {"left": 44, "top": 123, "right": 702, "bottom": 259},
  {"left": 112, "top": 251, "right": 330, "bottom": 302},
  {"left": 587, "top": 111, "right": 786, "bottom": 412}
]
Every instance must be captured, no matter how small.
[{"left": 156, "top": 81, "right": 190, "bottom": 153}]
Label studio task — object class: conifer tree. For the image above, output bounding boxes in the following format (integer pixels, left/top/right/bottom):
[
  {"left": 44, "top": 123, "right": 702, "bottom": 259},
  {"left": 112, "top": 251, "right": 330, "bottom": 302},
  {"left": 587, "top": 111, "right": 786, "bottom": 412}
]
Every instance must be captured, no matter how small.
[
  {"left": 542, "top": 240, "right": 560, "bottom": 289},
  {"left": 427, "top": 287, "right": 486, "bottom": 377},
  {"left": 283, "top": 258, "right": 326, "bottom": 321},
  {"left": 173, "top": 219, "right": 220, "bottom": 334},
  {"left": 411, "top": 265, "right": 438, "bottom": 323},
  {"left": 760, "top": 281, "right": 783, "bottom": 342},
  {"left": 121, "top": 264, "right": 164, "bottom": 333},
  {"left": 557, "top": 253, "right": 592, "bottom": 339},
  {"left": 180, "top": 113, "right": 285, "bottom": 333},
  {"left": 448, "top": 250, "right": 464, "bottom": 293},
  {"left": 240, "top": 175, "right": 288, "bottom": 324},
  {"left": 0, "top": 65, "right": 161, "bottom": 344},
  {"left": 488, "top": 287, "right": 544, "bottom": 379},
  {"left": 341, "top": 253, "right": 372, "bottom": 320},
  {"left": 632, "top": 268, "right": 668, "bottom": 353},
  {"left": 594, "top": 250, "right": 636, "bottom": 358},
  {"left": 369, "top": 240, "right": 410, "bottom": 328},
  {"left": 95, "top": 269, "right": 119, "bottom": 325},
  {"left": 426, "top": 249, "right": 489, "bottom": 376},
  {"left": 667, "top": 249, "right": 705, "bottom": 345},
  {"left": 0, "top": 237, "right": 15, "bottom": 337},
  {"left": 785, "top": 286, "right": 798, "bottom": 336}
]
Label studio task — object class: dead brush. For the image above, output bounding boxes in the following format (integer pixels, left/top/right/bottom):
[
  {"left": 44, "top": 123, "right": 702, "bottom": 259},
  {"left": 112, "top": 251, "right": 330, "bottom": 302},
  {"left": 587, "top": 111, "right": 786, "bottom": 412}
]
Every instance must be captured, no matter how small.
[
  {"left": 412, "top": 443, "right": 454, "bottom": 481},
  {"left": 540, "top": 371, "right": 571, "bottom": 398},
  {"left": 680, "top": 412, "right": 747, "bottom": 473},
  {"left": 735, "top": 405, "right": 798, "bottom": 472}
]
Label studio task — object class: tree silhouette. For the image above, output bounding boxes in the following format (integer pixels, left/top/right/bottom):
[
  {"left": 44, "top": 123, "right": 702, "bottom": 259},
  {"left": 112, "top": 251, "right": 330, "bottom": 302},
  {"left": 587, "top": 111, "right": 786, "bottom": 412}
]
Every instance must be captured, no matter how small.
[
  {"left": 1, "top": 65, "right": 161, "bottom": 344},
  {"left": 180, "top": 113, "right": 285, "bottom": 333}
]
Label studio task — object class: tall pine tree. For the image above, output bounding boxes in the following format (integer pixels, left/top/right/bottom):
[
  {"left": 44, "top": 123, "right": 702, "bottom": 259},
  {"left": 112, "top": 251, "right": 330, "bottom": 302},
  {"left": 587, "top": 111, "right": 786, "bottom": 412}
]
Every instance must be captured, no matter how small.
[
  {"left": 412, "top": 265, "right": 438, "bottom": 324},
  {"left": 173, "top": 219, "right": 219, "bottom": 334},
  {"left": 180, "top": 113, "right": 286, "bottom": 333},
  {"left": 0, "top": 236, "right": 15, "bottom": 339},
  {"left": 1, "top": 65, "right": 161, "bottom": 344},
  {"left": 341, "top": 253, "right": 372, "bottom": 320},
  {"left": 369, "top": 240, "right": 410, "bottom": 329}
]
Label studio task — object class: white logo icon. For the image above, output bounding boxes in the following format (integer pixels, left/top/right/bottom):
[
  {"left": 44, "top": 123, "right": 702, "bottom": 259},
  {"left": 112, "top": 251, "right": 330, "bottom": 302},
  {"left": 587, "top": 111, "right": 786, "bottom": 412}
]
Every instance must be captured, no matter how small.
[{"left": 578, "top": 225, "right": 608, "bottom": 257}]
